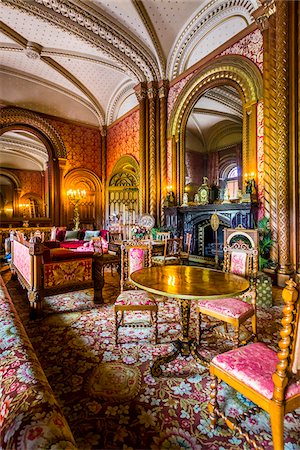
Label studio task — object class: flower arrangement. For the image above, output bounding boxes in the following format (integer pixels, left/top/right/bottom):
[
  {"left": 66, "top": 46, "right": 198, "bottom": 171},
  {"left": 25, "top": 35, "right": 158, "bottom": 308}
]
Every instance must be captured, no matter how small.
[{"left": 131, "top": 225, "right": 148, "bottom": 239}]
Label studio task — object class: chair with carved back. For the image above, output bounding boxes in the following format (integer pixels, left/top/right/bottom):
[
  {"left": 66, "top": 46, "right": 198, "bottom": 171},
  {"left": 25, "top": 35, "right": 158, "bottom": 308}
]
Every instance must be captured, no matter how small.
[
  {"left": 208, "top": 279, "right": 300, "bottom": 450},
  {"left": 180, "top": 232, "right": 192, "bottom": 265},
  {"left": 155, "top": 231, "right": 171, "bottom": 241},
  {"left": 197, "top": 227, "right": 259, "bottom": 347},
  {"left": 114, "top": 241, "right": 158, "bottom": 344},
  {"left": 151, "top": 237, "right": 183, "bottom": 266}
]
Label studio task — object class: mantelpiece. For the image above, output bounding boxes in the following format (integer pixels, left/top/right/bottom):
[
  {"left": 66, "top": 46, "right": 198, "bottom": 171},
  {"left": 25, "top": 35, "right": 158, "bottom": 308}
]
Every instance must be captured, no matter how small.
[{"left": 164, "top": 203, "right": 256, "bottom": 263}]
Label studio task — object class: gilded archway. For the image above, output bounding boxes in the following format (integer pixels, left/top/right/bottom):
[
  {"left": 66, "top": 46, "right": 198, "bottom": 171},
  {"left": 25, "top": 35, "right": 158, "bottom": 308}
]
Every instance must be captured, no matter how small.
[{"left": 168, "top": 55, "right": 263, "bottom": 203}]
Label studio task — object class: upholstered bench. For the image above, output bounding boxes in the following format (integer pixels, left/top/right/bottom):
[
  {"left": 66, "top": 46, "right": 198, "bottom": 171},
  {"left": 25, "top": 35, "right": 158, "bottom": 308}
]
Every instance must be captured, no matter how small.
[{"left": 0, "top": 276, "right": 77, "bottom": 449}]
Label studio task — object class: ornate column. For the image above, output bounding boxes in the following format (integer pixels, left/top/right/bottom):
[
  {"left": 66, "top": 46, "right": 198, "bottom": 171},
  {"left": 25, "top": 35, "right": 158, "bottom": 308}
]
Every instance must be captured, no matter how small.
[
  {"left": 134, "top": 82, "right": 148, "bottom": 214},
  {"left": 100, "top": 125, "right": 106, "bottom": 228},
  {"left": 275, "top": 0, "right": 293, "bottom": 284},
  {"left": 158, "top": 80, "right": 169, "bottom": 225},
  {"left": 147, "top": 81, "right": 157, "bottom": 220}
]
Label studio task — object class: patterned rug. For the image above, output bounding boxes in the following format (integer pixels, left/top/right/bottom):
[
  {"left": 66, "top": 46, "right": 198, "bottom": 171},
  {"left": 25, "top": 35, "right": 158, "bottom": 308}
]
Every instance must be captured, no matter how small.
[{"left": 5, "top": 271, "right": 300, "bottom": 450}]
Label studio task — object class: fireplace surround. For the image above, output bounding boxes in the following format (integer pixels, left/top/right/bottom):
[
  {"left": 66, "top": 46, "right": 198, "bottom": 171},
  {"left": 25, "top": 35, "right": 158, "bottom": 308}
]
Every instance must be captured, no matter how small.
[{"left": 164, "top": 203, "right": 256, "bottom": 264}]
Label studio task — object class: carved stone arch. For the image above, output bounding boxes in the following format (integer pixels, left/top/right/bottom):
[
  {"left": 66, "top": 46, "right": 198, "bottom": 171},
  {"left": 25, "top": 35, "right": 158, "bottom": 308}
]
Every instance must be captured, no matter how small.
[
  {"left": 64, "top": 168, "right": 103, "bottom": 229},
  {"left": 167, "top": 55, "right": 263, "bottom": 203},
  {"left": 0, "top": 107, "right": 68, "bottom": 225},
  {"left": 107, "top": 155, "right": 140, "bottom": 227},
  {"left": 0, "top": 168, "right": 21, "bottom": 189}
]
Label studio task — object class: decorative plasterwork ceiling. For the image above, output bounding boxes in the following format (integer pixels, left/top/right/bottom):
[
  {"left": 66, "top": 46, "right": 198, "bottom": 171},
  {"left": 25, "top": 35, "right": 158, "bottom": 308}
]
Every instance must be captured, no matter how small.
[
  {"left": 1, "top": 0, "right": 259, "bottom": 129},
  {"left": 0, "top": 131, "right": 48, "bottom": 171}
]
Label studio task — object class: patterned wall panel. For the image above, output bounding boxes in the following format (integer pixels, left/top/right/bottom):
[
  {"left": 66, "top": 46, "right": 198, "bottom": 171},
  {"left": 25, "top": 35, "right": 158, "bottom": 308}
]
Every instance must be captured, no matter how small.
[
  {"left": 12, "top": 169, "right": 43, "bottom": 198},
  {"left": 49, "top": 119, "right": 102, "bottom": 177},
  {"left": 257, "top": 100, "right": 264, "bottom": 220},
  {"left": 106, "top": 110, "right": 140, "bottom": 180}
]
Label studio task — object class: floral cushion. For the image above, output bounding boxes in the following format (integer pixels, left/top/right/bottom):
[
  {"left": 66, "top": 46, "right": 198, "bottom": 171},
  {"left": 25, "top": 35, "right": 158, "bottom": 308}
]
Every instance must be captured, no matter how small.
[
  {"left": 152, "top": 256, "right": 180, "bottom": 266},
  {"left": 212, "top": 342, "right": 300, "bottom": 400},
  {"left": 231, "top": 251, "right": 247, "bottom": 276},
  {"left": 129, "top": 247, "right": 145, "bottom": 274},
  {"left": 115, "top": 289, "right": 156, "bottom": 306},
  {"left": 198, "top": 298, "right": 253, "bottom": 318}
]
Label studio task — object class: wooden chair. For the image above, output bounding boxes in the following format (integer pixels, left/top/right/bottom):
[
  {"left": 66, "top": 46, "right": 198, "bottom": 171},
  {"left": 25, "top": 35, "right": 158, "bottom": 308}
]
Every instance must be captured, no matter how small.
[
  {"left": 208, "top": 279, "right": 300, "bottom": 450},
  {"left": 151, "top": 237, "right": 183, "bottom": 266},
  {"left": 197, "top": 227, "right": 259, "bottom": 347},
  {"left": 114, "top": 242, "right": 158, "bottom": 344},
  {"left": 180, "top": 232, "right": 192, "bottom": 264},
  {"left": 155, "top": 231, "right": 171, "bottom": 241}
]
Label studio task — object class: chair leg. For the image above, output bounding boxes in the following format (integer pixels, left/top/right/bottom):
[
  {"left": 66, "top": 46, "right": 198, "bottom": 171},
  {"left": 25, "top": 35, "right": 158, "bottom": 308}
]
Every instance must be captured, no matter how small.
[
  {"left": 197, "top": 311, "right": 202, "bottom": 345},
  {"left": 234, "top": 326, "right": 239, "bottom": 348},
  {"left": 153, "top": 309, "right": 158, "bottom": 345},
  {"left": 251, "top": 314, "right": 257, "bottom": 341},
  {"left": 208, "top": 371, "right": 218, "bottom": 429},
  {"left": 115, "top": 310, "right": 119, "bottom": 345},
  {"left": 270, "top": 406, "right": 284, "bottom": 450}
]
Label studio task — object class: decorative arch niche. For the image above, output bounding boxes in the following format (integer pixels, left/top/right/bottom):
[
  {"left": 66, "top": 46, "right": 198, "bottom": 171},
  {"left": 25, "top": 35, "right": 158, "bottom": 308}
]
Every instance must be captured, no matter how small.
[
  {"left": 168, "top": 55, "right": 263, "bottom": 204},
  {"left": 107, "top": 156, "right": 140, "bottom": 225},
  {"left": 0, "top": 107, "right": 67, "bottom": 226},
  {"left": 64, "top": 168, "right": 103, "bottom": 229}
]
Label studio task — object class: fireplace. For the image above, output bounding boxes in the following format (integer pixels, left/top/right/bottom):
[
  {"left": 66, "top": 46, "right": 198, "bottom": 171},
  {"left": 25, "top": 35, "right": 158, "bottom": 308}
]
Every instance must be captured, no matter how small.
[{"left": 164, "top": 203, "right": 256, "bottom": 264}]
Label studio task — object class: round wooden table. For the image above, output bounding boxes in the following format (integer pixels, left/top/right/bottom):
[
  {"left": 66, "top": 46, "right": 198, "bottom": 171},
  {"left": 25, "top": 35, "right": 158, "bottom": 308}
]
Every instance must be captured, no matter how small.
[{"left": 130, "top": 265, "right": 249, "bottom": 376}]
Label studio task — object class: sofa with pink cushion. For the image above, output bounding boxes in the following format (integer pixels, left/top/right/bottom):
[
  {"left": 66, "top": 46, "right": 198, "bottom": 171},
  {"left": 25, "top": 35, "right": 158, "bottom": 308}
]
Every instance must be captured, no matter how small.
[
  {"left": 0, "top": 276, "right": 77, "bottom": 449},
  {"left": 52, "top": 227, "right": 108, "bottom": 250}
]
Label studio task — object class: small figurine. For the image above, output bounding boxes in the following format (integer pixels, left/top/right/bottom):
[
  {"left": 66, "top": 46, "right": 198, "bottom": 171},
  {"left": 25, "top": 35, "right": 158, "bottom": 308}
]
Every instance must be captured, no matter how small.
[
  {"left": 194, "top": 193, "right": 200, "bottom": 205},
  {"left": 182, "top": 192, "right": 189, "bottom": 206}
]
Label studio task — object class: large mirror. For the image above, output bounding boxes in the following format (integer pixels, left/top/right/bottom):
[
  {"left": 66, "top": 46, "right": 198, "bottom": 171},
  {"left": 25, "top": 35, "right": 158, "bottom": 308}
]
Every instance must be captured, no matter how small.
[
  {"left": 185, "top": 85, "right": 243, "bottom": 201},
  {"left": 0, "top": 130, "right": 49, "bottom": 227}
]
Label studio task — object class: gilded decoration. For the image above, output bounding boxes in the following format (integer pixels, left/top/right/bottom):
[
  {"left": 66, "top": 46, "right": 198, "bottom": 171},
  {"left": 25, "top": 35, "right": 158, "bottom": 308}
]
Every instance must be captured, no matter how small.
[
  {"left": 106, "top": 110, "right": 140, "bottom": 181},
  {"left": 49, "top": 119, "right": 102, "bottom": 177},
  {"left": 256, "top": 100, "right": 265, "bottom": 220}
]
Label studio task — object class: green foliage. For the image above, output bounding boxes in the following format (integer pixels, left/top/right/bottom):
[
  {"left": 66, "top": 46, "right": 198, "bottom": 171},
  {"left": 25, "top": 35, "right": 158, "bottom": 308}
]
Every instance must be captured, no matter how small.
[{"left": 258, "top": 217, "right": 276, "bottom": 270}]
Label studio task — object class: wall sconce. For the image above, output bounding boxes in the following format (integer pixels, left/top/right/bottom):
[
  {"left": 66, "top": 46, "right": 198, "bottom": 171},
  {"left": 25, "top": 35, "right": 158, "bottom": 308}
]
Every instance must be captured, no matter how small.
[{"left": 67, "top": 189, "right": 86, "bottom": 230}]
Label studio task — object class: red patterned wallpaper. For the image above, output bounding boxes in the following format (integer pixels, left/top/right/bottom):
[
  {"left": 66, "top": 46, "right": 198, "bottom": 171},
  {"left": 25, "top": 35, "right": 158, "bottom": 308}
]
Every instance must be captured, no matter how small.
[
  {"left": 106, "top": 110, "right": 139, "bottom": 179},
  {"left": 12, "top": 169, "right": 43, "bottom": 198},
  {"left": 49, "top": 119, "right": 102, "bottom": 177}
]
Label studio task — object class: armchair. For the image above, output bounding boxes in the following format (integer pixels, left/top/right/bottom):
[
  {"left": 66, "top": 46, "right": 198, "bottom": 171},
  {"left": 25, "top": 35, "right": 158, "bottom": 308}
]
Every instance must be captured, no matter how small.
[
  {"left": 197, "top": 227, "right": 259, "bottom": 348},
  {"left": 208, "top": 279, "right": 300, "bottom": 450}
]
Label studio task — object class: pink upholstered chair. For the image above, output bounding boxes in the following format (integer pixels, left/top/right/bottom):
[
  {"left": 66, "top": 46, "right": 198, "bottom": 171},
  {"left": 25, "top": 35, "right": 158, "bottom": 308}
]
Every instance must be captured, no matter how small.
[
  {"left": 114, "top": 242, "right": 158, "bottom": 344},
  {"left": 197, "top": 228, "right": 259, "bottom": 348},
  {"left": 208, "top": 279, "right": 300, "bottom": 450}
]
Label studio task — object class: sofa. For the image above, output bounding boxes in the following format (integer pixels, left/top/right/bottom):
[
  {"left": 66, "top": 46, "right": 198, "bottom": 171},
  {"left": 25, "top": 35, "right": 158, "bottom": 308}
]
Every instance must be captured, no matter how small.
[
  {"left": 0, "top": 275, "right": 77, "bottom": 449},
  {"left": 51, "top": 227, "right": 109, "bottom": 250},
  {"left": 10, "top": 235, "right": 104, "bottom": 317}
]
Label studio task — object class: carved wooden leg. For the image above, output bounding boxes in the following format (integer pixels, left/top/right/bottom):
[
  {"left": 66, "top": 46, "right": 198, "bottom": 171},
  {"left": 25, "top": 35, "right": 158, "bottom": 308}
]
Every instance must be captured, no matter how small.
[
  {"left": 197, "top": 311, "right": 202, "bottom": 345},
  {"left": 234, "top": 325, "right": 240, "bottom": 348},
  {"left": 28, "top": 289, "right": 43, "bottom": 319},
  {"left": 208, "top": 370, "right": 218, "bottom": 429},
  {"left": 223, "top": 322, "right": 228, "bottom": 333},
  {"left": 153, "top": 308, "right": 158, "bottom": 344},
  {"left": 115, "top": 309, "right": 119, "bottom": 345},
  {"left": 270, "top": 406, "right": 284, "bottom": 450},
  {"left": 93, "top": 255, "right": 104, "bottom": 304},
  {"left": 251, "top": 314, "right": 257, "bottom": 341}
]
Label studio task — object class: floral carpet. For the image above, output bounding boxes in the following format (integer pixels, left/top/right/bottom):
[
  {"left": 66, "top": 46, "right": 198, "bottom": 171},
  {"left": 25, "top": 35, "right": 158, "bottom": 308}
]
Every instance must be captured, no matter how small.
[{"left": 5, "top": 271, "right": 300, "bottom": 450}]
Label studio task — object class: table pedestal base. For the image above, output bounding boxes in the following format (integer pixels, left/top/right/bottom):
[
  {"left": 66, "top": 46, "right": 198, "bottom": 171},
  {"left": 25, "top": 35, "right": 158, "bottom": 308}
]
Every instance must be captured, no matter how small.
[{"left": 151, "top": 338, "right": 209, "bottom": 377}]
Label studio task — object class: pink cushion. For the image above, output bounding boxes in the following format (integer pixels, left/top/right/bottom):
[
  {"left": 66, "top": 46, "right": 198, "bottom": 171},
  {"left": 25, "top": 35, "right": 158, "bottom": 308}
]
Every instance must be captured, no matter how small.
[
  {"left": 231, "top": 251, "right": 247, "bottom": 276},
  {"left": 115, "top": 290, "right": 156, "bottom": 306},
  {"left": 199, "top": 298, "right": 253, "bottom": 318},
  {"left": 129, "top": 248, "right": 145, "bottom": 275},
  {"left": 212, "top": 342, "right": 300, "bottom": 400}
]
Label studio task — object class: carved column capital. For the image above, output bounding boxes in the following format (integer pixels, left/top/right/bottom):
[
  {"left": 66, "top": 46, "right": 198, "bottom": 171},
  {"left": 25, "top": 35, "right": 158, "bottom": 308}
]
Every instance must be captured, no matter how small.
[
  {"left": 158, "top": 79, "right": 169, "bottom": 99},
  {"left": 147, "top": 81, "right": 158, "bottom": 100},
  {"left": 134, "top": 82, "right": 147, "bottom": 102},
  {"left": 100, "top": 125, "right": 107, "bottom": 137},
  {"left": 252, "top": 0, "right": 276, "bottom": 31}
]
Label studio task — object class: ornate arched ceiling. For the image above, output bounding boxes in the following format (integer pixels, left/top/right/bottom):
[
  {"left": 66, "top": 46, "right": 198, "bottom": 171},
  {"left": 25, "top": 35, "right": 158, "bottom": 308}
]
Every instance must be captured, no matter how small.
[{"left": 1, "top": 0, "right": 260, "bottom": 129}]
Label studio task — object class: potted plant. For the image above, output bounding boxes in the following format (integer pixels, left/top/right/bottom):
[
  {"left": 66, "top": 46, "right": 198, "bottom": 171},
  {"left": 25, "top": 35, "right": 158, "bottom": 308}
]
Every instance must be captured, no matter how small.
[{"left": 258, "top": 216, "right": 277, "bottom": 282}]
